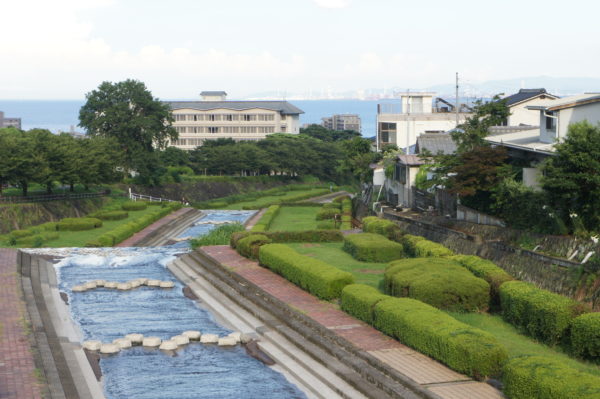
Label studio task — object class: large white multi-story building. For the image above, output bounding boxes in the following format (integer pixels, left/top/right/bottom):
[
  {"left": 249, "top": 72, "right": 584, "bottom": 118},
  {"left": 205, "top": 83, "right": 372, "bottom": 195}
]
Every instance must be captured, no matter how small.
[
  {"left": 165, "top": 91, "right": 304, "bottom": 150},
  {"left": 321, "top": 114, "right": 361, "bottom": 132},
  {"left": 0, "top": 111, "right": 21, "bottom": 129},
  {"left": 376, "top": 92, "right": 471, "bottom": 152}
]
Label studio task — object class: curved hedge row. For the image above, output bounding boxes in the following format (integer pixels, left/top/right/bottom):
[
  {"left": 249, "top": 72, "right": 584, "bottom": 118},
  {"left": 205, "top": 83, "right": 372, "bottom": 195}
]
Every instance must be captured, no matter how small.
[
  {"left": 343, "top": 233, "right": 404, "bottom": 262},
  {"left": 499, "top": 281, "right": 589, "bottom": 345},
  {"left": 373, "top": 296, "right": 507, "bottom": 379},
  {"left": 57, "top": 217, "right": 103, "bottom": 231},
  {"left": 259, "top": 244, "right": 354, "bottom": 300},
  {"left": 250, "top": 205, "right": 280, "bottom": 232},
  {"left": 503, "top": 355, "right": 600, "bottom": 399},
  {"left": 385, "top": 258, "right": 490, "bottom": 312},
  {"left": 571, "top": 313, "right": 600, "bottom": 360},
  {"left": 316, "top": 207, "right": 339, "bottom": 220},
  {"left": 91, "top": 210, "right": 129, "bottom": 221},
  {"left": 15, "top": 232, "right": 59, "bottom": 247},
  {"left": 362, "top": 216, "right": 403, "bottom": 241},
  {"left": 121, "top": 201, "right": 148, "bottom": 211},
  {"left": 340, "top": 284, "right": 388, "bottom": 325},
  {"left": 237, "top": 234, "right": 272, "bottom": 259},
  {"left": 85, "top": 203, "right": 182, "bottom": 247},
  {"left": 230, "top": 230, "right": 343, "bottom": 248},
  {"left": 401, "top": 234, "right": 454, "bottom": 257},
  {"left": 450, "top": 255, "right": 513, "bottom": 308}
]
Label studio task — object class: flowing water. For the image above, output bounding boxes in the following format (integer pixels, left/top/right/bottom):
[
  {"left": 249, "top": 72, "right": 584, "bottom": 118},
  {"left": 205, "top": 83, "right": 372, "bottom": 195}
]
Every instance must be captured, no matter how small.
[{"left": 39, "top": 211, "right": 306, "bottom": 399}]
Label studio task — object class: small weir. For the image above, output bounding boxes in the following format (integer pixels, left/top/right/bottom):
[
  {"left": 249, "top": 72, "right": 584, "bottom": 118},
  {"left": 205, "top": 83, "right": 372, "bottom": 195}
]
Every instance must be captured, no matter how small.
[{"left": 35, "top": 210, "right": 306, "bottom": 399}]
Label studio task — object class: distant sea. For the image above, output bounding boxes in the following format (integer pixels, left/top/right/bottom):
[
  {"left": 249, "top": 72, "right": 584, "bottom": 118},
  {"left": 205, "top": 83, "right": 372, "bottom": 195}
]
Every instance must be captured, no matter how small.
[{"left": 0, "top": 99, "right": 401, "bottom": 138}]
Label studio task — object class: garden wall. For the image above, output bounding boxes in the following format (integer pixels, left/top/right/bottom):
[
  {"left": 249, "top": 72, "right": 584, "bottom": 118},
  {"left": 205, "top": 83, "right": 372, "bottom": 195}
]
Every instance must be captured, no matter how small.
[{"left": 382, "top": 210, "right": 600, "bottom": 308}]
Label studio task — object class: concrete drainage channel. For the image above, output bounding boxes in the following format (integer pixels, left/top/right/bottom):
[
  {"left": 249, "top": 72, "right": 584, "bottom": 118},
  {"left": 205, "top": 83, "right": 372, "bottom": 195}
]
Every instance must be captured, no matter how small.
[{"left": 18, "top": 208, "right": 437, "bottom": 399}]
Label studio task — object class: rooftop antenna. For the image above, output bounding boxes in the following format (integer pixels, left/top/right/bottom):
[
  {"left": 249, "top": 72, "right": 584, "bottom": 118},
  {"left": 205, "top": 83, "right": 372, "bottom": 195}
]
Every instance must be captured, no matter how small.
[{"left": 455, "top": 72, "right": 459, "bottom": 126}]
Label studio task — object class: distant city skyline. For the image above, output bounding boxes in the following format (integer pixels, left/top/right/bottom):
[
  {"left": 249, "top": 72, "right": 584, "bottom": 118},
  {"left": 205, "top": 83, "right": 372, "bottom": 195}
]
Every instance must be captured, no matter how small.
[{"left": 2, "top": 0, "right": 600, "bottom": 100}]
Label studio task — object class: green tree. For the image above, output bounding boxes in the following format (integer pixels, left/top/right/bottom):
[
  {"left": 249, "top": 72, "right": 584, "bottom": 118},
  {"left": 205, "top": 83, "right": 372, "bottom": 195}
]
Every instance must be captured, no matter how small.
[
  {"left": 78, "top": 79, "right": 177, "bottom": 180},
  {"left": 337, "top": 136, "right": 376, "bottom": 183},
  {"left": 543, "top": 121, "right": 600, "bottom": 230},
  {"left": 300, "top": 124, "right": 361, "bottom": 142}
]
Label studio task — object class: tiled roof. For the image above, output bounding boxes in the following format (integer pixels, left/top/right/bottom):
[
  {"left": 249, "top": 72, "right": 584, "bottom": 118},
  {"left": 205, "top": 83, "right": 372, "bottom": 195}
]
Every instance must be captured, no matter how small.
[
  {"left": 416, "top": 133, "right": 457, "bottom": 155},
  {"left": 396, "top": 154, "right": 427, "bottom": 166},
  {"left": 200, "top": 91, "right": 227, "bottom": 96},
  {"left": 503, "top": 89, "right": 556, "bottom": 107},
  {"left": 165, "top": 101, "right": 304, "bottom": 115}
]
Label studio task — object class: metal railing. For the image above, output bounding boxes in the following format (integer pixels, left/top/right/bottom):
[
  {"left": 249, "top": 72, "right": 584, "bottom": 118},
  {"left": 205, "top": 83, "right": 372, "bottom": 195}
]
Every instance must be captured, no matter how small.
[
  {"left": 0, "top": 190, "right": 110, "bottom": 204},
  {"left": 128, "top": 189, "right": 181, "bottom": 203}
]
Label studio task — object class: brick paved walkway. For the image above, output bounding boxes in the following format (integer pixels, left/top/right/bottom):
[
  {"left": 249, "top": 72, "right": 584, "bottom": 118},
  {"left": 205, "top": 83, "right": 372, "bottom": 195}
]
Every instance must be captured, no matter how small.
[
  {"left": 116, "top": 207, "right": 192, "bottom": 247},
  {"left": 0, "top": 248, "right": 44, "bottom": 399},
  {"left": 202, "top": 245, "right": 503, "bottom": 399}
]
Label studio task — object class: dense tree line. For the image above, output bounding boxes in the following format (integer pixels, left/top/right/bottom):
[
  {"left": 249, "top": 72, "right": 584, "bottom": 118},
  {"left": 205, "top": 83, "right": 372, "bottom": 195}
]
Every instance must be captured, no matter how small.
[{"left": 0, "top": 128, "right": 122, "bottom": 196}]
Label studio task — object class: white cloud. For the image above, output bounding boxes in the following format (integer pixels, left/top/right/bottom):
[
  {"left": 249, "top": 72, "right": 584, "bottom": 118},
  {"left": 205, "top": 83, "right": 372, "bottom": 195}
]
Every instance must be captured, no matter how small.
[{"left": 312, "top": 0, "right": 350, "bottom": 9}]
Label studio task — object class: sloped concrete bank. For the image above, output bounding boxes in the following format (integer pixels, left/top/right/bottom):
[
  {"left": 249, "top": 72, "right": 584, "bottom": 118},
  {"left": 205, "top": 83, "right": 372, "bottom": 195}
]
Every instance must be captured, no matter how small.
[{"left": 174, "top": 249, "right": 440, "bottom": 399}]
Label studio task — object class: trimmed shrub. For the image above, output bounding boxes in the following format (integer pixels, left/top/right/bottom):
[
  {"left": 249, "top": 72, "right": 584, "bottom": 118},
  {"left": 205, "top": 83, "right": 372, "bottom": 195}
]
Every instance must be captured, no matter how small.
[
  {"left": 450, "top": 255, "right": 513, "bottom": 308},
  {"left": 230, "top": 230, "right": 343, "bottom": 248},
  {"left": 57, "top": 217, "right": 103, "bottom": 231},
  {"left": 499, "top": 281, "right": 590, "bottom": 345},
  {"left": 37, "top": 222, "right": 58, "bottom": 231},
  {"left": 322, "top": 202, "right": 341, "bottom": 210},
  {"left": 16, "top": 232, "right": 59, "bottom": 247},
  {"left": 412, "top": 238, "right": 454, "bottom": 257},
  {"left": 316, "top": 208, "right": 339, "bottom": 220},
  {"left": 92, "top": 210, "right": 129, "bottom": 221},
  {"left": 333, "top": 195, "right": 351, "bottom": 203},
  {"left": 571, "top": 313, "right": 600, "bottom": 360},
  {"left": 121, "top": 201, "right": 148, "bottom": 211},
  {"left": 343, "top": 233, "right": 404, "bottom": 262},
  {"left": 341, "top": 198, "right": 352, "bottom": 213},
  {"left": 401, "top": 234, "right": 425, "bottom": 256},
  {"left": 362, "top": 216, "right": 403, "bottom": 241},
  {"left": 373, "top": 297, "right": 507, "bottom": 379},
  {"left": 503, "top": 355, "right": 600, "bottom": 399},
  {"left": 250, "top": 205, "right": 280, "bottom": 232},
  {"left": 9, "top": 229, "right": 35, "bottom": 239},
  {"left": 385, "top": 258, "right": 490, "bottom": 312},
  {"left": 236, "top": 234, "right": 272, "bottom": 259},
  {"left": 340, "top": 284, "right": 388, "bottom": 325},
  {"left": 259, "top": 244, "right": 354, "bottom": 300},
  {"left": 316, "top": 220, "right": 337, "bottom": 230}
]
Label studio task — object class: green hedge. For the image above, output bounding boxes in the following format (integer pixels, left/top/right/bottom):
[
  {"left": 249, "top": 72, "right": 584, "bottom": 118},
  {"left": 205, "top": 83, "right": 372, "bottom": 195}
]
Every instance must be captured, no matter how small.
[
  {"left": 57, "top": 217, "right": 103, "bottom": 231},
  {"left": 340, "top": 284, "right": 388, "bottom": 325},
  {"left": 316, "top": 207, "right": 339, "bottom": 220},
  {"left": 316, "top": 220, "right": 337, "bottom": 230},
  {"left": 240, "top": 188, "right": 331, "bottom": 210},
  {"left": 499, "top": 281, "right": 590, "bottom": 345},
  {"left": 410, "top": 237, "right": 454, "bottom": 257},
  {"left": 450, "top": 255, "right": 513, "bottom": 308},
  {"left": 250, "top": 205, "right": 281, "bottom": 232},
  {"left": 15, "top": 232, "right": 59, "bottom": 247},
  {"left": 362, "top": 216, "right": 403, "bottom": 241},
  {"left": 571, "top": 313, "right": 600, "bottom": 360},
  {"left": 343, "top": 233, "right": 404, "bottom": 262},
  {"left": 91, "top": 210, "right": 129, "bottom": 221},
  {"left": 9, "top": 229, "right": 35, "bottom": 239},
  {"left": 333, "top": 195, "right": 351, "bottom": 203},
  {"left": 503, "top": 355, "right": 600, "bottom": 399},
  {"left": 259, "top": 244, "right": 354, "bottom": 300},
  {"left": 373, "top": 297, "right": 507, "bottom": 379},
  {"left": 230, "top": 230, "right": 343, "bottom": 248},
  {"left": 385, "top": 258, "right": 490, "bottom": 312},
  {"left": 322, "top": 202, "right": 341, "bottom": 210},
  {"left": 237, "top": 234, "right": 272, "bottom": 259},
  {"left": 86, "top": 203, "right": 181, "bottom": 247},
  {"left": 121, "top": 201, "right": 148, "bottom": 211},
  {"left": 401, "top": 234, "right": 425, "bottom": 256},
  {"left": 341, "top": 198, "right": 352, "bottom": 214}
]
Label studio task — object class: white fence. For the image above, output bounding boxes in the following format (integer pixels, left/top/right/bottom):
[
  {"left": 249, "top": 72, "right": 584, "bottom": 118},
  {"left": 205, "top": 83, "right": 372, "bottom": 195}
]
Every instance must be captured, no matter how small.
[{"left": 128, "top": 188, "right": 181, "bottom": 203}]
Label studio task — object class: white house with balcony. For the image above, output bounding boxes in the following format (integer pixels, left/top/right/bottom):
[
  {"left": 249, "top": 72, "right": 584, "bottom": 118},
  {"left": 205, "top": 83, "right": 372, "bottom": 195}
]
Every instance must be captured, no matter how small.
[
  {"left": 165, "top": 91, "right": 304, "bottom": 149},
  {"left": 376, "top": 92, "right": 471, "bottom": 153},
  {"left": 486, "top": 93, "right": 600, "bottom": 188}
]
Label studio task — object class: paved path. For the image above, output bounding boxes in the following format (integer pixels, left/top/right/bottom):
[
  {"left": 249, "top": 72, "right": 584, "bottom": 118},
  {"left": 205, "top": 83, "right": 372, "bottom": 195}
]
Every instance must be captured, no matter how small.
[
  {"left": 0, "top": 248, "right": 44, "bottom": 399},
  {"left": 202, "top": 245, "right": 503, "bottom": 399},
  {"left": 116, "top": 207, "right": 193, "bottom": 247}
]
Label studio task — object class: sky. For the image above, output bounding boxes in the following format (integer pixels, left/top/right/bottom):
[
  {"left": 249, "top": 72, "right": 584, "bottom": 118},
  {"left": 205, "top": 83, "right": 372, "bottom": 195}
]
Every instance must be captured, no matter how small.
[{"left": 1, "top": 0, "right": 599, "bottom": 99}]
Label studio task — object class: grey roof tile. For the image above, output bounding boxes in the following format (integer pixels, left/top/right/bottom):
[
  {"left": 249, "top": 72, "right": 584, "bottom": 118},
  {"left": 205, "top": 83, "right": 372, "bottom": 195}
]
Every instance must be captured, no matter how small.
[{"left": 164, "top": 100, "right": 304, "bottom": 115}]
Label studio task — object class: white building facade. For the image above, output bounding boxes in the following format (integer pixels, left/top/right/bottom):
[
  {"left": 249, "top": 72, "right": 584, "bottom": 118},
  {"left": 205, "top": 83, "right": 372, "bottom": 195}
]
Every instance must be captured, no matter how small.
[
  {"left": 376, "top": 92, "right": 471, "bottom": 153},
  {"left": 166, "top": 91, "right": 304, "bottom": 150}
]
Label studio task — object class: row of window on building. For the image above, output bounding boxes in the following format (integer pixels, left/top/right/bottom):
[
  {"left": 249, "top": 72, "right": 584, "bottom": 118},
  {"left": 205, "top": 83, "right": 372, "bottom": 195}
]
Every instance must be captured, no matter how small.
[
  {"left": 173, "top": 137, "right": 262, "bottom": 146},
  {"left": 173, "top": 113, "right": 278, "bottom": 122},
  {"left": 174, "top": 126, "right": 281, "bottom": 134}
]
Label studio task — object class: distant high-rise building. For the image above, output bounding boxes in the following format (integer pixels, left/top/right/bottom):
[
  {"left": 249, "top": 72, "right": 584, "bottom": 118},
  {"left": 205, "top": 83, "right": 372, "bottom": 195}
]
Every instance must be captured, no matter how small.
[
  {"left": 0, "top": 111, "right": 21, "bottom": 129},
  {"left": 321, "top": 114, "right": 361, "bottom": 133}
]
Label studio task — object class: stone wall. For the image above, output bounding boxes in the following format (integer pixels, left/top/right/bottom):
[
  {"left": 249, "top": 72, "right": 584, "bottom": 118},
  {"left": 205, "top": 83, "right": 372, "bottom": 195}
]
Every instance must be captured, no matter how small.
[{"left": 382, "top": 211, "right": 600, "bottom": 308}]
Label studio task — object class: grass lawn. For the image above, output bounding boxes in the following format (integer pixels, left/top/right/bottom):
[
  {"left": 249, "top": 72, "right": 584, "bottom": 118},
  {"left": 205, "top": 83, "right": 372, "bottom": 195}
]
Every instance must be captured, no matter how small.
[
  {"left": 288, "top": 242, "right": 387, "bottom": 289},
  {"left": 268, "top": 206, "right": 320, "bottom": 231},
  {"left": 0, "top": 205, "right": 161, "bottom": 248},
  {"left": 449, "top": 311, "right": 600, "bottom": 376},
  {"left": 222, "top": 188, "right": 329, "bottom": 209}
]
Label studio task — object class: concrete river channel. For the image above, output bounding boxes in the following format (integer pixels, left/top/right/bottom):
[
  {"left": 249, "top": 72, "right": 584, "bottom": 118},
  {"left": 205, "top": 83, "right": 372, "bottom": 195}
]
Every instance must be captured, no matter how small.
[{"left": 34, "top": 210, "right": 307, "bottom": 399}]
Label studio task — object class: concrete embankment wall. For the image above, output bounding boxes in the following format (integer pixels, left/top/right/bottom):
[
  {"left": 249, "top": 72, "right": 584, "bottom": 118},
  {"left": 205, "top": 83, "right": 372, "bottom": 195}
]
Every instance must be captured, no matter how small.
[{"left": 383, "top": 212, "right": 600, "bottom": 308}]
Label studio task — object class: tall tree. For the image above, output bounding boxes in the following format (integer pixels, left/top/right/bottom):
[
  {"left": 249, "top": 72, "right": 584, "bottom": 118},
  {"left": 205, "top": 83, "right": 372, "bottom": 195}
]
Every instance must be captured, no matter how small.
[
  {"left": 78, "top": 79, "right": 177, "bottom": 179},
  {"left": 543, "top": 121, "right": 600, "bottom": 230}
]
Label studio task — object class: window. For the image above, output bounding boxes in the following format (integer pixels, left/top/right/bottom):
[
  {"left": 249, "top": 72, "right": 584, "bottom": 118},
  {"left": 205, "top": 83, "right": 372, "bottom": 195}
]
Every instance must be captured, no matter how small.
[
  {"left": 394, "top": 163, "right": 406, "bottom": 184},
  {"left": 258, "top": 114, "right": 275, "bottom": 121},
  {"left": 379, "top": 122, "right": 396, "bottom": 144},
  {"left": 280, "top": 125, "right": 287, "bottom": 131},
  {"left": 208, "top": 127, "right": 219, "bottom": 133},
  {"left": 240, "top": 126, "right": 257, "bottom": 133},
  {"left": 545, "top": 112, "right": 556, "bottom": 131},
  {"left": 381, "top": 132, "right": 389, "bottom": 143},
  {"left": 174, "top": 114, "right": 186, "bottom": 122},
  {"left": 242, "top": 114, "right": 257, "bottom": 121}
]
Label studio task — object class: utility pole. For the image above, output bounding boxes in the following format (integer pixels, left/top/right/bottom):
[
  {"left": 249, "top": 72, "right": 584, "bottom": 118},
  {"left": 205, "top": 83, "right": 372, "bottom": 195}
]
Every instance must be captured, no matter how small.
[
  {"left": 406, "top": 89, "right": 410, "bottom": 155},
  {"left": 455, "top": 72, "right": 459, "bottom": 127}
]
